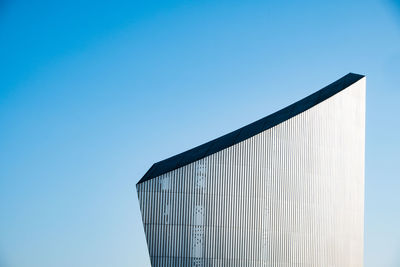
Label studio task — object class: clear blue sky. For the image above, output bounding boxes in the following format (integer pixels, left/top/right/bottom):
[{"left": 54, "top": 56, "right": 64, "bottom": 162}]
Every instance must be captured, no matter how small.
[{"left": 0, "top": 0, "right": 399, "bottom": 266}]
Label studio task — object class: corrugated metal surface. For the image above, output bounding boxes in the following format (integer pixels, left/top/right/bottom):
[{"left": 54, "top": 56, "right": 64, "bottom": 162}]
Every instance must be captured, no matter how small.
[
  {"left": 138, "top": 73, "right": 364, "bottom": 184},
  {"left": 137, "top": 78, "right": 365, "bottom": 266}
]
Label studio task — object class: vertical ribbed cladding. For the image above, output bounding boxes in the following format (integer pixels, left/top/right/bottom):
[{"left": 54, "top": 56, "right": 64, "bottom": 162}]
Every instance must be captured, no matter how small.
[{"left": 136, "top": 77, "right": 365, "bottom": 266}]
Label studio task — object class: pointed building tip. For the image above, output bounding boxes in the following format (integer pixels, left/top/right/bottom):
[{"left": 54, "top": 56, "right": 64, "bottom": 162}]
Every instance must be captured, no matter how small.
[{"left": 347, "top": 72, "right": 365, "bottom": 78}]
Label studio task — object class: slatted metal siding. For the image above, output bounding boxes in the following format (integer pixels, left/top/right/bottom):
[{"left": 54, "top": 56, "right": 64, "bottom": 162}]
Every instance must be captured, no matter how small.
[{"left": 137, "top": 78, "right": 365, "bottom": 267}]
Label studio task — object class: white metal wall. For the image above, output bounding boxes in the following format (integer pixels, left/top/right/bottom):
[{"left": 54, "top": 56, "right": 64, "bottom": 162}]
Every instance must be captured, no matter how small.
[{"left": 137, "top": 78, "right": 365, "bottom": 267}]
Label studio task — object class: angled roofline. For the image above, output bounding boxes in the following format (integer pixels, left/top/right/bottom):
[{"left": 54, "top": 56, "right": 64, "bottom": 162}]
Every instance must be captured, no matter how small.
[{"left": 137, "top": 73, "right": 365, "bottom": 185}]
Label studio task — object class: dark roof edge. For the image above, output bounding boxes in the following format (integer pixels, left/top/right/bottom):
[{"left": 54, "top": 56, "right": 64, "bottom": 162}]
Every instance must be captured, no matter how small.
[{"left": 137, "top": 73, "right": 365, "bottom": 185}]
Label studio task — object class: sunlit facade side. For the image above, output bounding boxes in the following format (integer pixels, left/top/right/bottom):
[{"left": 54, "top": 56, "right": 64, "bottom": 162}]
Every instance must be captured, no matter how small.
[{"left": 137, "top": 75, "right": 365, "bottom": 266}]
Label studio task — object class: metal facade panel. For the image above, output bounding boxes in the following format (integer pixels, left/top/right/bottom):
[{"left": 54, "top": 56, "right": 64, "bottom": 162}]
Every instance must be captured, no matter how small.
[
  {"left": 138, "top": 73, "right": 364, "bottom": 184},
  {"left": 137, "top": 78, "right": 365, "bottom": 266}
]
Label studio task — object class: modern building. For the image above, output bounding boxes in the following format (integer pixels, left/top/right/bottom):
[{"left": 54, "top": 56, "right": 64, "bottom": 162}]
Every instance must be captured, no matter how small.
[{"left": 136, "top": 73, "right": 365, "bottom": 267}]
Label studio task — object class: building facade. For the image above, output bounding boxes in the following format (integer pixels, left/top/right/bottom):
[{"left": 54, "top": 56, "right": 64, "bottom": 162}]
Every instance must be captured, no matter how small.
[{"left": 136, "top": 73, "right": 366, "bottom": 266}]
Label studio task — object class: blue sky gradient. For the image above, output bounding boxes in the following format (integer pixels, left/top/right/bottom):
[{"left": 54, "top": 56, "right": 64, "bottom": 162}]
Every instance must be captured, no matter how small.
[{"left": 1, "top": 1, "right": 399, "bottom": 266}]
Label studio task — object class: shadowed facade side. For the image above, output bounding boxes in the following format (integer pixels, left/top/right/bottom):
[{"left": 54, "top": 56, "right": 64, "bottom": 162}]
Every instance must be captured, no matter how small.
[{"left": 137, "top": 73, "right": 365, "bottom": 266}]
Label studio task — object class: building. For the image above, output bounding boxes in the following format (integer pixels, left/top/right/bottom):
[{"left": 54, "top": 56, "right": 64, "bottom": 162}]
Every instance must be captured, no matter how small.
[{"left": 136, "top": 73, "right": 365, "bottom": 266}]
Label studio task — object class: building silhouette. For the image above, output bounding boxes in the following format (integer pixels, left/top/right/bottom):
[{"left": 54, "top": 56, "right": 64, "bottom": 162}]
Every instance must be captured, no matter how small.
[{"left": 136, "top": 73, "right": 365, "bottom": 266}]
